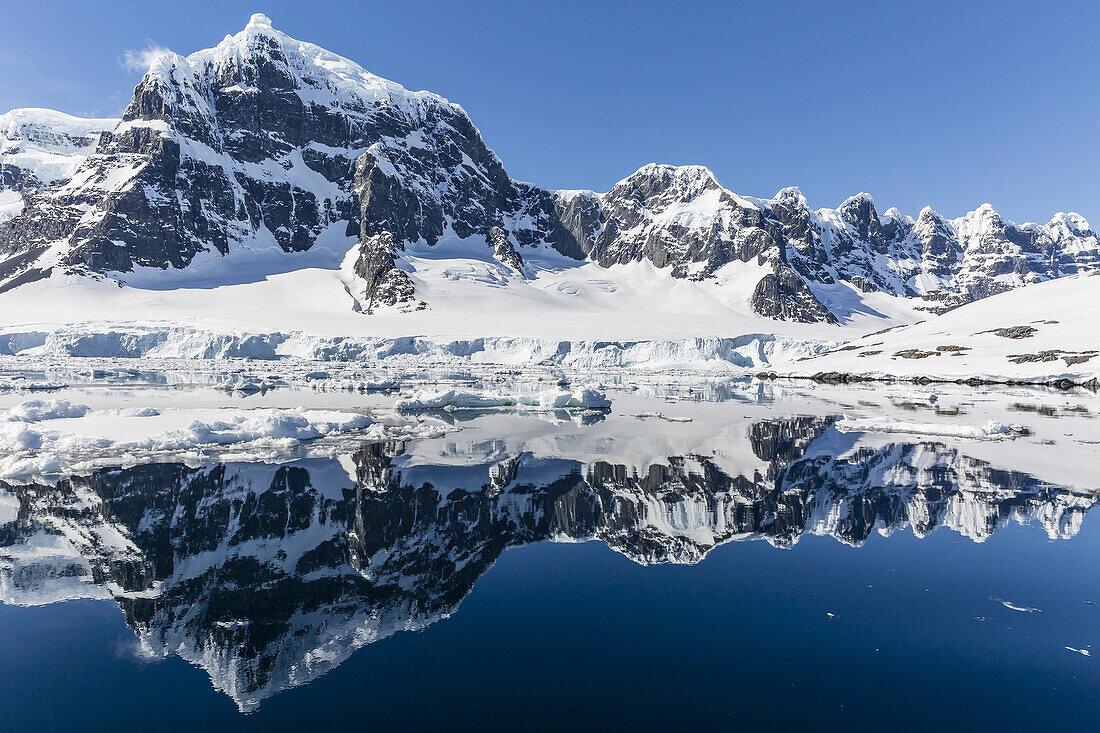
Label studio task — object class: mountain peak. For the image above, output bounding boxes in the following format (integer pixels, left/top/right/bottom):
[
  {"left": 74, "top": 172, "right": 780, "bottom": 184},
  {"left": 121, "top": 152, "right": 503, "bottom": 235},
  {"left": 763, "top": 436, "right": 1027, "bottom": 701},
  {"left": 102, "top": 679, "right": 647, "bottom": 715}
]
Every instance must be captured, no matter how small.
[
  {"left": 632, "top": 163, "right": 716, "bottom": 179},
  {"left": 840, "top": 191, "right": 875, "bottom": 210},
  {"left": 248, "top": 12, "right": 273, "bottom": 28},
  {"left": 772, "top": 186, "right": 807, "bottom": 207}
]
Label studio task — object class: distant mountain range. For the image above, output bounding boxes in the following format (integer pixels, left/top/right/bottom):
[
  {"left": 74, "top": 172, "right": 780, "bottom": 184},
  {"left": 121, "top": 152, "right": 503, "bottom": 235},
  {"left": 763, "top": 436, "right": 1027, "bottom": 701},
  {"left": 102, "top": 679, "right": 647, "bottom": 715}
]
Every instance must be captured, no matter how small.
[{"left": 1, "top": 13, "right": 1097, "bottom": 325}]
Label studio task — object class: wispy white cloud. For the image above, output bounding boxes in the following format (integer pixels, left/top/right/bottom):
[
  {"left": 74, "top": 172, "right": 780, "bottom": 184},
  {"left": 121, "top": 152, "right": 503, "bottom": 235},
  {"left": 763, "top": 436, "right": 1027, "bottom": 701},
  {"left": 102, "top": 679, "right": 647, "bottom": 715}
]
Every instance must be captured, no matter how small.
[{"left": 119, "top": 41, "right": 169, "bottom": 74}]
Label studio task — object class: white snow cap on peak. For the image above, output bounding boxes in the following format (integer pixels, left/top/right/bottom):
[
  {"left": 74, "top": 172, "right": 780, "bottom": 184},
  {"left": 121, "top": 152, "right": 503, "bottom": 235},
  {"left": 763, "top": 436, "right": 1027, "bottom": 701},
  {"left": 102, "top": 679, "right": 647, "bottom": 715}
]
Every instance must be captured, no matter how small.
[
  {"left": 773, "top": 186, "right": 807, "bottom": 205},
  {"left": 248, "top": 12, "right": 273, "bottom": 27},
  {"left": 633, "top": 162, "right": 715, "bottom": 179},
  {"left": 1050, "top": 211, "right": 1088, "bottom": 226},
  {"left": 840, "top": 191, "right": 874, "bottom": 208}
]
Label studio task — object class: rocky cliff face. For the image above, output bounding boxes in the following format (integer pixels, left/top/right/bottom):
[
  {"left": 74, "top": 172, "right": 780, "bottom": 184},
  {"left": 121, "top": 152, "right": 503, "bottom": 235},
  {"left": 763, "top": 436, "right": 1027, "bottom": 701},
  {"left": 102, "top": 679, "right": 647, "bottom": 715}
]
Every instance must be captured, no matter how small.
[{"left": 0, "top": 14, "right": 1097, "bottom": 322}]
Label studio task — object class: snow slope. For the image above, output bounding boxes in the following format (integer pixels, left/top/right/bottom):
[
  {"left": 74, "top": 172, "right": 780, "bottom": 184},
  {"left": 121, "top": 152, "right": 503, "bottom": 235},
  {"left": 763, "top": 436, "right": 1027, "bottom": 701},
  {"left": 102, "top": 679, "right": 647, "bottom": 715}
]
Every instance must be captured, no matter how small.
[
  {"left": 776, "top": 272, "right": 1100, "bottom": 383},
  {"left": 0, "top": 245, "right": 925, "bottom": 368}
]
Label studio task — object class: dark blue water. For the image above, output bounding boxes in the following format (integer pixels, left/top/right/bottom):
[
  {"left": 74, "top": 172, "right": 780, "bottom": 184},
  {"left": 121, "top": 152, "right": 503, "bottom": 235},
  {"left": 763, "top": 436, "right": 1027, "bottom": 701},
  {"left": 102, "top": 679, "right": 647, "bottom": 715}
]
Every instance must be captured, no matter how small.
[
  {"left": 1, "top": 414, "right": 1098, "bottom": 730},
  {"left": 2, "top": 525, "right": 1097, "bottom": 730}
]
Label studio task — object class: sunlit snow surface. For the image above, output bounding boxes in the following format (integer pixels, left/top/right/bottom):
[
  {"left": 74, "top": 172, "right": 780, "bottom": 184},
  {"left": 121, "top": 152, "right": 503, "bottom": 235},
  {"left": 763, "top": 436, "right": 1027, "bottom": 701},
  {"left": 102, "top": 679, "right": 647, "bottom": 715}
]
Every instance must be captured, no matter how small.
[{"left": 779, "top": 272, "right": 1100, "bottom": 383}]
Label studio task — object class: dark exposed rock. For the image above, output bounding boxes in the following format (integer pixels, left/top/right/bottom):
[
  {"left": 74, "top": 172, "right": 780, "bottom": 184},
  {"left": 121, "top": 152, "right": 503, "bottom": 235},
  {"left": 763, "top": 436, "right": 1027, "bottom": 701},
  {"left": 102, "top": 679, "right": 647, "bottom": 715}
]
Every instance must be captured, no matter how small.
[
  {"left": 352, "top": 232, "right": 414, "bottom": 312},
  {"left": 988, "top": 325, "right": 1038, "bottom": 339},
  {"left": 1007, "top": 349, "right": 1098, "bottom": 365},
  {"left": 752, "top": 264, "right": 838, "bottom": 324},
  {"left": 488, "top": 226, "right": 524, "bottom": 274}
]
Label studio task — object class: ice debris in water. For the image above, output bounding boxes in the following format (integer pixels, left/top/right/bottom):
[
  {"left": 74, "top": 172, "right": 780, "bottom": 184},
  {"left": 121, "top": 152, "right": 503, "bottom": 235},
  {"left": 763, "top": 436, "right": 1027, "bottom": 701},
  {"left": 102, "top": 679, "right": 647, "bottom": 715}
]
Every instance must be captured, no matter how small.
[
  {"left": 216, "top": 377, "right": 281, "bottom": 393},
  {"left": 395, "top": 386, "right": 611, "bottom": 411},
  {"left": 633, "top": 412, "right": 693, "bottom": 423},
  {"left": 0, "top": 379, "right": 68, "bottom": 392},
  {"left": 999, "top": 600, "right": 1041, "bottom": 613},
  {"left": 0, "top": 408, "right": 375, "bottom": 479},
  {"left": 2, "top": 398, "right": 90, "bottom": 422},
  {"left": 836, "top": 416, "right": 1016, "bottom": 440},
  {"left": 115, "top": 407, "right": 160, "bottom": 417}
]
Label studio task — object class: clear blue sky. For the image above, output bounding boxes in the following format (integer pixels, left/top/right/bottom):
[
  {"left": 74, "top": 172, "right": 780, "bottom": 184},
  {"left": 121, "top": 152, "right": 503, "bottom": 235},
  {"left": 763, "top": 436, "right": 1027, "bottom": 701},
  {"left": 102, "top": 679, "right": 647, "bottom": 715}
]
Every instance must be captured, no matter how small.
[{"left": 2, "top": 0, "right": 1097, "bottom": 224}]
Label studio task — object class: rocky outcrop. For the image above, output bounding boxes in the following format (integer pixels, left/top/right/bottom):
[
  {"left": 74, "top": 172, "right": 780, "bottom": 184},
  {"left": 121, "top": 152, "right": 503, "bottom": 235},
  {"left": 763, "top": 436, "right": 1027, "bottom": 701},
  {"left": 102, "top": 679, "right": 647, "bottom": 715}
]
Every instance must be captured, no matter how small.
[
  {"left": 752, "top": 264, "right": 838, "bottom": 324},
  {"left": 488, "top": 226, "right": 525, "bottom": 274},
  {"left": 352, "top": 232, "right": 416, "bottom": 311}
]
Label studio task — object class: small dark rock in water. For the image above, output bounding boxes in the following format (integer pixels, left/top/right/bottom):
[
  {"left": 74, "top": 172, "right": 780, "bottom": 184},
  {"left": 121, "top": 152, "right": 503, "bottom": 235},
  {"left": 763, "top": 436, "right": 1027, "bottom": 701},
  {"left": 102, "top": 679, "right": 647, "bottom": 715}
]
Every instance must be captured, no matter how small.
[{"left": 811, "top": 371, "right": 867, "bottom": 383}]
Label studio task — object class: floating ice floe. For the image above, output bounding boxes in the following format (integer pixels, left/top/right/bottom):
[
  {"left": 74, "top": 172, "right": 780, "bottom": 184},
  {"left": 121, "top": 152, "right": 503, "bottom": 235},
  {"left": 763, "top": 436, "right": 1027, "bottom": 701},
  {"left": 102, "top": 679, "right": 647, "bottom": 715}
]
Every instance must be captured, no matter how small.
[
  {"left": 311, "top": 378, "right": 399, "bottom": 392},
  {"left": 835, "top": 416, "right": 1017, "bottom": 440},
  {"left": 215, "top": 376, "right": 282, "bottom": 393},
  {"left": 395, "top": 387, "right": 611, "bottom": 412},
  {"left": 114, "top": 407, "right": 160, "bottom": 417},
  {"left": 2, "top": 398, "right": 90, "bottom": 422},
  {"left": 633, "top": 412, "right": 693, "bottom": 423},
  {"left": 0, "top": 379, "right": 68, "bottom": 392},
  {"left": 0, "top": 406, "right": 376, "bottom": 479},
  {"left": 1000, "top": 600, "right": 1041, "bottom": 613}
]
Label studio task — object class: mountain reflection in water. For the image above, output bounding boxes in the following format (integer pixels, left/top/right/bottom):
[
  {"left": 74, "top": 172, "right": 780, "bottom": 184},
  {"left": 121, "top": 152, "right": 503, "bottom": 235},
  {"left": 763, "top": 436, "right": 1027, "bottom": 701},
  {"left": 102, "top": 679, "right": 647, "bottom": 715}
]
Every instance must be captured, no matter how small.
[{"left": 1, "top": 415, "right": 1094, "bottom": 712}]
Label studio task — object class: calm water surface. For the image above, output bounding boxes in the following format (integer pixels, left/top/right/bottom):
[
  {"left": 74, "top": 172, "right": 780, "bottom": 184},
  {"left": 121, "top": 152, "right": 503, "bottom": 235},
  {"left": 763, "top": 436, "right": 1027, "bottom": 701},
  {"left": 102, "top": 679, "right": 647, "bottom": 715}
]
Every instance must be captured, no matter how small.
[{"left": 1, "top": 381, "right": 1098, "bottom": 730}]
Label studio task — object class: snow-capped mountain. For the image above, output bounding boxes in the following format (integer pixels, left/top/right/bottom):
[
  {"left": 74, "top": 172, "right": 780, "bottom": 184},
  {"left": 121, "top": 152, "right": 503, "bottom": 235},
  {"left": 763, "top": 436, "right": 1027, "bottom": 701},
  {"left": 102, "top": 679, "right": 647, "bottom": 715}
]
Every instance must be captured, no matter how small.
[
  {"left": 0, "top": 13, "right": 1097, "bottom": 327},
  {"left": 0, "top": 14, "right": 576, "bottom": 300}
]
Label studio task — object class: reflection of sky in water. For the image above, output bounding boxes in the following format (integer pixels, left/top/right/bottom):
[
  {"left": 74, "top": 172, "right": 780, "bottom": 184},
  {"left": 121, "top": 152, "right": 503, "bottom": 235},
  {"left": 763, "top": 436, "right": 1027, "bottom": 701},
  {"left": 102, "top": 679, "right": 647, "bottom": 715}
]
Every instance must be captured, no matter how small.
[{"left": 1, "top": 384, "right": 1098, "bottom": 728}]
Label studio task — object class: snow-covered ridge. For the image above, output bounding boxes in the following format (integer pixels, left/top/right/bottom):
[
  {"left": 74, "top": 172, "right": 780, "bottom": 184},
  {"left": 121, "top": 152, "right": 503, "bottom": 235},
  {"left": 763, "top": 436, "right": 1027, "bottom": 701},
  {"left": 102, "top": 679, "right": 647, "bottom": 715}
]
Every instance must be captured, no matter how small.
[
  {"left": 185, "top": 12, "right": 452, "bottom": 117},
  {"left": 0, "top": 108, "right": 117, "bottom": 182},
  {"left": 0, "top": 108, "right": 118, "bottom": 221}
]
